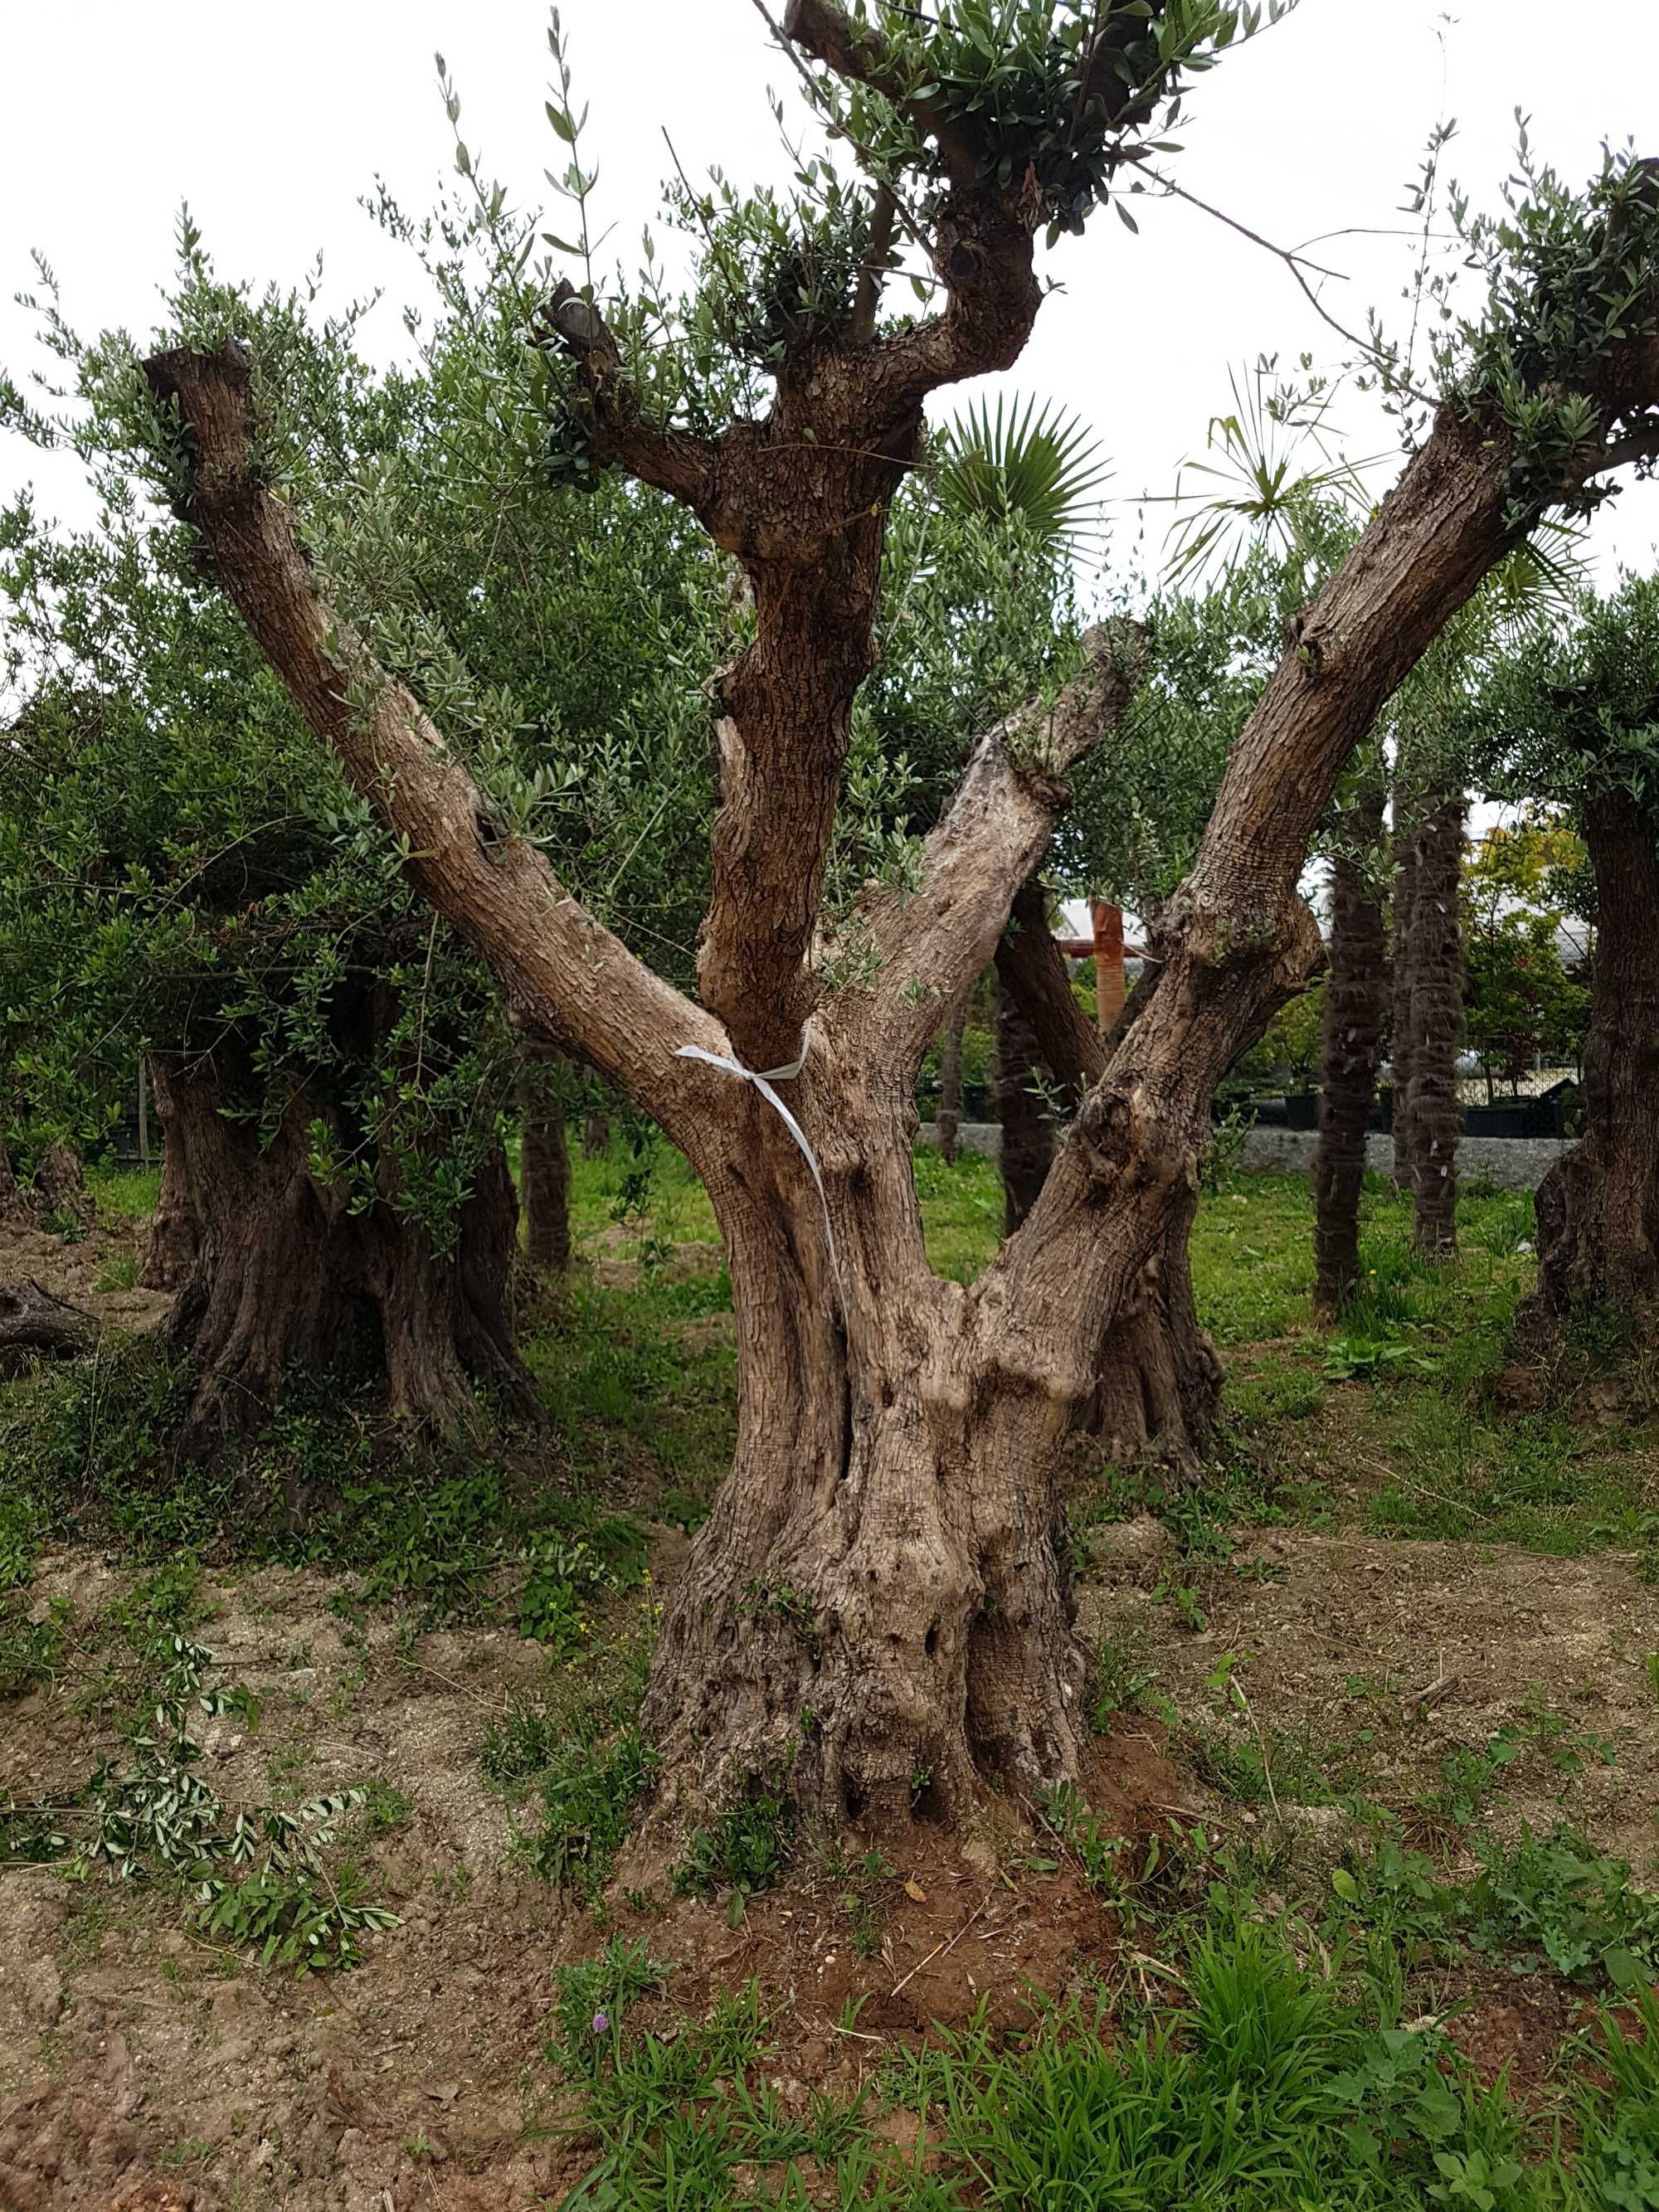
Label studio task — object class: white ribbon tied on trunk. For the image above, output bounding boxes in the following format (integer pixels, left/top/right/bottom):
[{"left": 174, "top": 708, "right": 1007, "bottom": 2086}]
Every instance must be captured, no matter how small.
[{"left": 675, "top": 1024, "right": 841, "bottom": 1286}]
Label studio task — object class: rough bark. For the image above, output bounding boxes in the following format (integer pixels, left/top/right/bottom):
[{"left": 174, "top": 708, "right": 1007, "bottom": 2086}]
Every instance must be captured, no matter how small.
[
  {"left": 521, "top": 1104, "right": 573, "bottom": 1276},
  {"left": 148, "top": 117, "right": 1659, "bottom": 1835},
  {"left": 936, "top": 1011, "right": 966, "bottom": 1166},
  {"left": 153, "top": 1057, "right": 540, "bottom": 1460},
  {"left": 1313, "top": 771, "right": 1389, "bottom": 1315},
  {"left": 994, "top": 882, "right": 1221, "bottom": 1468},
  {"left": 1390, "top": 808, "right": 1421, "bottom": 1189},
  {"left": 1529, "top": 783, "right": 1659, "bottom": 1321},
  {"left": 139, "top": 1062, "right": 198, "bottom": 1292},
  {"left": 1404, "top": 793, "right": 1466, "bottom": 1257}
]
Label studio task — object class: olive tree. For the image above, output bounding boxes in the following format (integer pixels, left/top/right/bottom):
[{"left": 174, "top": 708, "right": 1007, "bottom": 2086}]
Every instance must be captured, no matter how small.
[
  {"left": 139, "top": 5, "right": 1659, "bottom": 1833},
  {"left": 1472, "top": 575, "right": 1659, "bottom": 1325}
]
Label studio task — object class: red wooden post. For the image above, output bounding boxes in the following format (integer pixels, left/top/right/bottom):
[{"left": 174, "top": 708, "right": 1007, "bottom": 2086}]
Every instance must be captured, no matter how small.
[{"left": 1092, "top": 900, "right": 1125, "bottom": 1035}]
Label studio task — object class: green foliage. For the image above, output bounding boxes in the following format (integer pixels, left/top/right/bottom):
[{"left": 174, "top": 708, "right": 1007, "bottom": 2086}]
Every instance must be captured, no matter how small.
[
  {"left": 0, "top": 1595, "right": 69, "bottom": 1699},
  {"left": 1439, "top": 134, "right": 1659, "bottom": 527},
  {"left": 0, "top": 1590, "right": 398, "bottom": 1972},
  {"left": 549, "top": 1937, "right": 673, "bottom": 2079},
  {"left": 888, "top": 1908, "right": 1528, "bottom": 2212},
  {"left": 932, "top": 394, "right": 1109, "bottom": 554},
  {"left": 518, "top": 1728, "right": 660, "bottom": 1899},
  {"left": 1461, "top": 819, "right": 1589, "bottom": 1087},
  {"left": 674, "top": 1796, "right": 794, "bottom": 1921},
  {"left": 1338, "top": 1826, "right": 1659, "bottom": 1992}
]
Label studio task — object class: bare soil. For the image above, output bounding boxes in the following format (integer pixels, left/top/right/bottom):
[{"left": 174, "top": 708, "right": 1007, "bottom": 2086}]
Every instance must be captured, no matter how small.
[
  {"left": 2, "top": 1512, "right": 1653, "bottom": 2207},
  {"left": 5, "top": 1208, "right": 1659, "bottom": 2205}
]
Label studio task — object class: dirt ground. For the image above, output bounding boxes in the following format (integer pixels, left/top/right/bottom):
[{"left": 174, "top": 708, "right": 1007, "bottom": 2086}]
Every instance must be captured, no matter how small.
[
  {"left": 3, "top": 1190, "right": 1659, "bottom": 2205},
  {"left": 2, "top": 1514, "right": 1656, "bottom": 2209}
]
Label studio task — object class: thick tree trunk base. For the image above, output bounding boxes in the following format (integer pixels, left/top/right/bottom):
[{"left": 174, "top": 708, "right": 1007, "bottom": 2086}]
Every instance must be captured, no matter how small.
[
  {"left": 152, "top": 1060, "right": 541, "bottom": 1462},
  {"left": 640, "top": 1115, "right": 1091, "bottom": 1840}
]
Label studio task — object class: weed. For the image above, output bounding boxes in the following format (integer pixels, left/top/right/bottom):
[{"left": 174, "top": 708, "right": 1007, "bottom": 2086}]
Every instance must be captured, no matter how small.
[
  {"left": 518, "top": 1728, "right": 659, "bottom": 1898},
  {"left": 352, "top": 1779, "right": 413, "bottom": 1835},
  {"left": 1335, "top": 1826, "right": 1659, "bottom": 1990},
  {"left": 0, "top": 1596, "right": 70, "bottom": 1698},
  {"left": 94, "top": 1252, "right": 140, "bottom": 1294},
  {"left": 674, "top": 1795, "right": 792, "bottom": 1923}
]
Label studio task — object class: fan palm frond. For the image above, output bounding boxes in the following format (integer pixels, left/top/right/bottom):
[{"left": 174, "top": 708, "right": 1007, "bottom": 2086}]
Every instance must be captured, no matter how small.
[
  {"left": 1477, "top": 521, "right": 1592, "bottom": 640},
  {"left": 932, "top": 392, "right": 1111, "bottom": 557},
  {"left": 1159, "top": 361, "right": 1376, "bottom": 585}
]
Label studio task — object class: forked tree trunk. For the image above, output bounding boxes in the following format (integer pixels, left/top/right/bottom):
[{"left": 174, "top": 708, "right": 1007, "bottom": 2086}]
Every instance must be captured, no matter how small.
[
  {"left": 1404, "top": 792, "right": 1466, "bottom": 1256},
  {"left": 642, "top": 1101, "right": 1087, "bottom": 1828},
  {"left": 1314, "top": 773, "right": 1388, "bottom": 1315},
  {"left": 1529, "top": 784, "right": 1659, "bottom": 1322},
  {"left": 153, "top": 157, "right": 1659, "bottom": 1836},
  {"left": 153, "top": 1057, "right": 540, "bottom": 1460},
  {"left": 936, "top": 1010, "right": 966, "bottom": 1166},
  {"left": 1390, "top": 808, "right": 1421, "bottom": 1190}
]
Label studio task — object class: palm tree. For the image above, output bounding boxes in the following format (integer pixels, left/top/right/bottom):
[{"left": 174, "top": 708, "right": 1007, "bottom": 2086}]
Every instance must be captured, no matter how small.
[{"left": 927, "top": 394, "right": 1109, "bottom": 1228}]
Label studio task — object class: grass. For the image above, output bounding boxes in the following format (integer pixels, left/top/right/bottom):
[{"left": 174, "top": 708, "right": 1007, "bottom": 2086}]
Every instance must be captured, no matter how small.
[
  {"left": 85, "top": 1160, "right": 162, "bottom": 1223},
  {"left": 548, "top": 1885, "right": 1659, "bottom": 2209}
]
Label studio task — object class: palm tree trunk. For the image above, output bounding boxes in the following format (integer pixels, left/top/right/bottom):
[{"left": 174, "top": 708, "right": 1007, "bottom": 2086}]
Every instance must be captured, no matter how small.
[
  {"left": 1404, "top": 791, "right": 1466, "bottom": 1257},
  {"left": 1314, "top": 769, "right": 1388, "bottom": 1314}
]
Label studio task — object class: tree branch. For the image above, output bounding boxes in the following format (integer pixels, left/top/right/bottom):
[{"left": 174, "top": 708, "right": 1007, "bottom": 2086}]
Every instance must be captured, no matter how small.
[
  {"left": 142, "top": 342, "right": 728, "bottom": 1150},
  {"left": 541, "top": 282, "right": 725, "bottom": 519},
  {"left": 826, "top": 622, "right": 1147, "bottom": 1072},
  {"left": 779, "top": 0, "right": 982, "bottom": 188}
]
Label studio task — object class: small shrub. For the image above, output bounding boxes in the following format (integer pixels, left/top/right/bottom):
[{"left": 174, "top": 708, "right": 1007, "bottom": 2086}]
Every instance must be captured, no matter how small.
[
  {"left": 1089, "top": 1634, "right": 1154, "bottom": 1735},
  {"left": 0, "top": 1596, "right": 70, "bottom": 1699}
]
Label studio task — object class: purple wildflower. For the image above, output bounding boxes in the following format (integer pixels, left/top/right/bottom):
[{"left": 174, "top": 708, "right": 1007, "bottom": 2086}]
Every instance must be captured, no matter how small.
[{"left": 591, "top": 2011, "right": 609, "bottom": 2035}]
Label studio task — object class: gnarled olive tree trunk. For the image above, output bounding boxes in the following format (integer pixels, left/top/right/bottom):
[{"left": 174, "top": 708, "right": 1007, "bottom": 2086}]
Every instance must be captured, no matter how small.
[
  {"left": 1529, "top": 783, "right": 1659, "bottom": 1322},
  {"left": 152, "top": 1055, "right": 539, "bottom": 1460},
  {"left": 150, "top": 83, "right": 1659, "bottom": 1831},
  {"left": 1314, "top": 771, "right": 1388, "bottom": 1315},
  {"left": 642, "top": 1085, "right": 1088, "bottom": 1826},
  {"left": 1403, "top": 793, "right": 1466, "bottom": 1256}
]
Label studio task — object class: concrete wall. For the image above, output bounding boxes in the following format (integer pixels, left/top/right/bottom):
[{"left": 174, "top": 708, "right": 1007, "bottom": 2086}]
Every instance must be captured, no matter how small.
[{"left": 918, "top": 1121, "right": 1569, "bottom": 1192}]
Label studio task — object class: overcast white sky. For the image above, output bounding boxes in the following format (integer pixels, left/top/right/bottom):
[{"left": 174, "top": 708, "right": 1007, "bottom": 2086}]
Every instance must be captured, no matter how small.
[{"left": 5, "top": 0, "right": 1659, "bottom": 581}]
